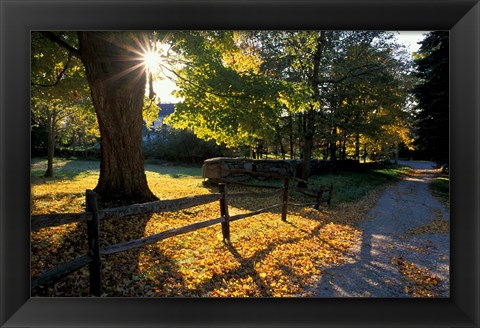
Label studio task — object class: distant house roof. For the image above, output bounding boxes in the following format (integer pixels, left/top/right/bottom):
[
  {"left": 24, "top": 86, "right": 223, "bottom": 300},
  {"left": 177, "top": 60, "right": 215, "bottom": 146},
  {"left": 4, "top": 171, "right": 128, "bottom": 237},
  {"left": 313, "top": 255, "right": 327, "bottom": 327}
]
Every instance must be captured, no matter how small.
[{"left": 158, "top": 103, "right": 175, "bottom": 117}]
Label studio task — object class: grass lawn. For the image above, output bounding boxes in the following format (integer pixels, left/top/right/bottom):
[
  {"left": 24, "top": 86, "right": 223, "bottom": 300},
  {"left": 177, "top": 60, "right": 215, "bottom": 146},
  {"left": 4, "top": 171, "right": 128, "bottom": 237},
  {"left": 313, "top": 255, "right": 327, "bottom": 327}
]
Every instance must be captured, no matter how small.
[
  {"left": 308, "top": 166, "right": 410, "bottom": 204},
  {"left": 31, "top": 157, "right": 409, "bottom": 297},
  {"left": 429, "top": 174, "right": 449, "bottom": 209}
]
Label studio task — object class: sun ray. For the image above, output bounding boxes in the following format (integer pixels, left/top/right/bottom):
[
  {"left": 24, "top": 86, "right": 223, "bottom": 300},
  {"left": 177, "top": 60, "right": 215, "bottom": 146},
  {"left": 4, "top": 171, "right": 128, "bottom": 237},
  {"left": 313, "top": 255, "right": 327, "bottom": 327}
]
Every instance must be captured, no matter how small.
[{"left": 104, "top": 62, "right": 145, "bottom": 85}]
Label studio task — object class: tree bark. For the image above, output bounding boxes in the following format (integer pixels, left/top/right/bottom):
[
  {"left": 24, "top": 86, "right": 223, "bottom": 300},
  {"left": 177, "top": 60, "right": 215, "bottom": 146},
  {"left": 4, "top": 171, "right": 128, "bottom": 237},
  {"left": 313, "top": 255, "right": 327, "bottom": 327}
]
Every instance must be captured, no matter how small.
[
  {"left": 289, "top": 114, "right": 295, "bottom": 159},
  {"left": 279, "top": 140, "right": 286, "bottom": 160},
  {"left": 394, "top": 142, "right": 399, "bottom": 164},
  {"left": 299, "top": 109, "right": 315, "bottom": 187},
  {"left": 44, "top": 109, "right": 56, "bottom": 177},
  {"left": 330, "top": 127, "right": 337, "bottom": 161},
  {"left": 355, "top": 130, "right": 360, "bottom": 160},
  {"left": 78, "top": 32, "right": 157, "bottom": 204},
  {"left": 363, "top": 142, "right": 367, "bottom": 163}
]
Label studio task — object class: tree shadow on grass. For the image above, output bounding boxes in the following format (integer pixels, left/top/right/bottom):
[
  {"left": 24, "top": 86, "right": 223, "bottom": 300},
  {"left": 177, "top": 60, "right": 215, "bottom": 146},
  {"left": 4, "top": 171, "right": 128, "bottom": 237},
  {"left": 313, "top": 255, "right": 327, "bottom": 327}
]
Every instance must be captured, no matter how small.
[
  {"left": 174, "top": 218, "right": 355, "bottom": 297},
  {"left": 144, "top": 163, "right": 202, "bottom": 179},
  {"left": 31, "top": 191, "right": 86, "bottom": 204},
  {"left": 31, "top": 158, "right": 100, "bottom": 183}
]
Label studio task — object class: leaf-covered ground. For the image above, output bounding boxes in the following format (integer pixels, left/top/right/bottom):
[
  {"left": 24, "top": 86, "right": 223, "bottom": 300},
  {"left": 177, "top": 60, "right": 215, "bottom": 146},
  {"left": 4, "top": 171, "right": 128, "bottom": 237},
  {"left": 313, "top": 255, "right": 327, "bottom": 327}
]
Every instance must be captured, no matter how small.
[
  {"left": 391, "top": 256, "right": 441, "bottom": 297},
  {"left": 31, "top": 158, "right": 404, "bottom": 297}
]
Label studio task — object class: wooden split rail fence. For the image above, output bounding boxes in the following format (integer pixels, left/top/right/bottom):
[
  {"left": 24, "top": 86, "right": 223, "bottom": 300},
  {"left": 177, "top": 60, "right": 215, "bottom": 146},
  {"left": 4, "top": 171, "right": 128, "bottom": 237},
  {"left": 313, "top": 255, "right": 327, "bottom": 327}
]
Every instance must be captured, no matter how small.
[{"left": 31, "top": 176, "right": 332, "bottom": 296}]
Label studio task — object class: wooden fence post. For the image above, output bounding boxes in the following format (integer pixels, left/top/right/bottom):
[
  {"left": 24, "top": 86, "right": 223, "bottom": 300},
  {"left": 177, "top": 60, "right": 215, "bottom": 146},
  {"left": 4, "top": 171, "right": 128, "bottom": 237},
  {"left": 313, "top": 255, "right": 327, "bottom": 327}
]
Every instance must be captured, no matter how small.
[
  {"left": 86, "top": 190, "right": 101, "bottom": 296},
  {"left": 219, "top": 183, "right": 230, "bottom": 243},
  {"left": 281, "top": 177, "right": 289, "bottom": 222},
  {"left": 314, "top": 185, "right": 324, "bottom": 210}
]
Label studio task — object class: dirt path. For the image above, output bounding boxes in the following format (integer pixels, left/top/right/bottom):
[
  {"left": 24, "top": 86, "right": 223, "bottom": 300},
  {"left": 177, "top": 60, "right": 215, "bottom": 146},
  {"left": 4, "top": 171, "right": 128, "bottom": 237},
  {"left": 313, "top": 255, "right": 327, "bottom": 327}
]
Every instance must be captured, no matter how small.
[{"left": 315, "top": 161, "right": 449, "bottom": 297}]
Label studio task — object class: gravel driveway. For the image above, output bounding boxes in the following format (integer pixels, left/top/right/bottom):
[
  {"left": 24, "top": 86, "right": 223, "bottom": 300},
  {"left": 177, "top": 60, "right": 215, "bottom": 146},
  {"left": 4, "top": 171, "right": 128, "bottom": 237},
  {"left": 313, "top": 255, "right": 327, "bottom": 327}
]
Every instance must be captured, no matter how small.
[{"left": 315, "top": 161, "right": 449, "bottom": 297}]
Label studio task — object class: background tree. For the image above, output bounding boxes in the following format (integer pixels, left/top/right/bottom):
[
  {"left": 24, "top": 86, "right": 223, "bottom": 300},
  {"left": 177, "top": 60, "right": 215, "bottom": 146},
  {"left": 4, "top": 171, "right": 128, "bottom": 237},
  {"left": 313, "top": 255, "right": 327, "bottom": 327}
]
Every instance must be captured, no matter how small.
[
  {"left": 334, "top": 39, "right": 415, "bottom": 162},
  {"left": 412, "top": 31, "right": 449, "bottom": 168},
  {"left": 258, "top": 31, "right": 412, "bottom": 184},
  {"left": 31, "top": 32, "right": 96, "bottom": 177},
  {"left": 56, "top": 101, "right": 100, "bottom": 157}
]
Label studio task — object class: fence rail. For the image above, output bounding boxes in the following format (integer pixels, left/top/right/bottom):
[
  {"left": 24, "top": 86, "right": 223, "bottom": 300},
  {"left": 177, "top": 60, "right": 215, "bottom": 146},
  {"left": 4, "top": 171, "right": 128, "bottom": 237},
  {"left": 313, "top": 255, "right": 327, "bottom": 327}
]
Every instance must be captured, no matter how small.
[
  {"left": 31, "top": 193, "right": 223, "bottom": 231},
  {"left": 31, "top": 254, "right": 92, "bottom": 290},
  {"left": 31, "top": 177, "right": 332, "bottom": 296}
]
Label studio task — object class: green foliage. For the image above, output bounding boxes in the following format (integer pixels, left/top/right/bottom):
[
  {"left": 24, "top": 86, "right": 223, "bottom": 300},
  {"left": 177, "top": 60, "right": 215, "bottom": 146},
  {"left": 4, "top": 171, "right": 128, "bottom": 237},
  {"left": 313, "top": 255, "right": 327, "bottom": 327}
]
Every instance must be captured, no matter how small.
[
  {"left": 166, "top": 31, "right": 284, "bottom": 148},
  {"left": 31, "top": 32, "right": 89, "bottom": 105},
  {"left": 142, "top": 98, "right": 161, "bottom": 129},
  {"left": 162, "top": 30, "right": 417, "bottom": 167},
  {"left": 31, "top": 32, "right": 99, "bottom": 157},
  {"left": 31, "top": 119, "right": 48, "bottom": 156},
  {"left": 412, "top": 32, "right": 449, "bottom": 165},
  {"left": 143, "top": 127, "right": 232, "bottom": 163}
]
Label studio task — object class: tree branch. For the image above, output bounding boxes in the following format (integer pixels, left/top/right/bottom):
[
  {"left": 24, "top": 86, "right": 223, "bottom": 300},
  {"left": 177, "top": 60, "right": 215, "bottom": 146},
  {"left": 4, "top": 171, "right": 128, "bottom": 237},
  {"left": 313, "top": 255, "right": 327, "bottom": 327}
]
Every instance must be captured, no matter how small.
[
  {"left": 31, "top": 52, "right": 73, "bottom": 88},
  {"left": 320, "top": 63, "right": 384, "bottom": 85},
  {"left": 41, "top": 32, "right": 81, "bottom": 58}
]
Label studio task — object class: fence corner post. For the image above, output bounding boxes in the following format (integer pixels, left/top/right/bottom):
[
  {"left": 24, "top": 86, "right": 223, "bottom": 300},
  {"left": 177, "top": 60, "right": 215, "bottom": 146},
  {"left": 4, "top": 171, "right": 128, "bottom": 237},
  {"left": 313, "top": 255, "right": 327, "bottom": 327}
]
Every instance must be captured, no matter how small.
[
  {"left": 219, "top": 183, "right": 230, "bottom": 243},
  {"left": 86, "top": 189, "right": 102, "bottom": 296},
  {"left": 281, "top": 177, "right": 289, "bottom": 222}
]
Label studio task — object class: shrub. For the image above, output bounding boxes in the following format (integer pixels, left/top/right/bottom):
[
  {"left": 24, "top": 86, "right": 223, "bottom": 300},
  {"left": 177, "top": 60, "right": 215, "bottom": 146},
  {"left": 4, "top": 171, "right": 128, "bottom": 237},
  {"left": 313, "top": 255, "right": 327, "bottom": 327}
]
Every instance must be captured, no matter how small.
[{"left": 143, "top": 127, "right": 232, "bottom": 163}]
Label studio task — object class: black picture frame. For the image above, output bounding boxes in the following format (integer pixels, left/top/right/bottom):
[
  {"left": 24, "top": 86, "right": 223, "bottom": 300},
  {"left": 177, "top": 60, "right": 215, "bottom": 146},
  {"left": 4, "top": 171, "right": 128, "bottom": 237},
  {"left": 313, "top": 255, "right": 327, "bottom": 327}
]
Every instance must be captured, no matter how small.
[{"left": 1, "top": 0, "right": 479, "bottom": 327}]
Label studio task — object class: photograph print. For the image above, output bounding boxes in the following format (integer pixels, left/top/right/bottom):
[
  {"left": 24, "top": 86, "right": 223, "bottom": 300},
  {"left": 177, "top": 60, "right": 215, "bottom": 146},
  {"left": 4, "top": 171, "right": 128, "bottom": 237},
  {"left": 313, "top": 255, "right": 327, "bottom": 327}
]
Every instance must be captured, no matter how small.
[{"left": 30, "top": 30, "right": 449, "bottom": 298}]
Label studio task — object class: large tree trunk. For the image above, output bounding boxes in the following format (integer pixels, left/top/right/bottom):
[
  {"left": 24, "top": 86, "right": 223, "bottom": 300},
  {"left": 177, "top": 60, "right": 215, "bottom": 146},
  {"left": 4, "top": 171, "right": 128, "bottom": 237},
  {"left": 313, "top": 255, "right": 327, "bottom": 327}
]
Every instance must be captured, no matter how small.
[{"left": 78, "top": 32, "right": 157, "bottom": 205}]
